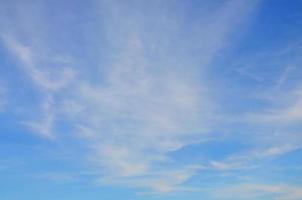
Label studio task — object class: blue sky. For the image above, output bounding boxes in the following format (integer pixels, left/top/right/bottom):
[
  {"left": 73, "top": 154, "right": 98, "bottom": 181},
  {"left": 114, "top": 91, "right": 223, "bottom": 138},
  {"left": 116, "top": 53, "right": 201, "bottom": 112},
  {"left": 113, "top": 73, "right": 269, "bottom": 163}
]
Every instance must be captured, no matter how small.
[{"left": 0, "top": 0, "right": 302, "bottom": 199}]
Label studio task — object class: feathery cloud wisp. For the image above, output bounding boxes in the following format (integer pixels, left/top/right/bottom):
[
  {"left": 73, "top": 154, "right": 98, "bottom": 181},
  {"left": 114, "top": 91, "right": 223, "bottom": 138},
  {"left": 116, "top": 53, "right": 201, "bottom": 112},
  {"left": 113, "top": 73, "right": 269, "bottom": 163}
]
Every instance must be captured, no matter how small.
[{"left": 0, "top": 0, "right": 268, "bottom": 193}]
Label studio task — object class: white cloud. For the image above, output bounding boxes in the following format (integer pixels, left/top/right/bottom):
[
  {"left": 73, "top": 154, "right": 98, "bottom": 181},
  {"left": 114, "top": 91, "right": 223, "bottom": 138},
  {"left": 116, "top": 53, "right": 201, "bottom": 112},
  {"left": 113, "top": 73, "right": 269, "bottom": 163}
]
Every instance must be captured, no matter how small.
[
  {"left": 0, "top": 0, "right": 261, "bottom": 192},
  {"left": 248, "top": 91, "right": 302, "bottom": 124},
  {"left": 66, "top": 0, "right": 259, "bottom": 191},
  {"left": 209, "top": 141, "right": 301, "bottom": 173},
  {"left": 68, "top": 35, "right": 212, "bottom": 189},
  {"left": 0, "top": 34, "right": 75, "bottom": 92},
  {"left": 259, "top": 144, "right": 300, "bottom": 157},
  {"left": 97, "top": 165, "right": 202, "bottom": 193},
  {"left": 0, "top": 34, "right": 76, "bottom": 137},
  {"left": 209, "top": 160, "right": 247, "bottom": 171},
  {"left": 214, "top": 183, "right": 302, "bottom": 200},
  {"left": 22, "top": 95, "right": 56, "bottom": 138}
]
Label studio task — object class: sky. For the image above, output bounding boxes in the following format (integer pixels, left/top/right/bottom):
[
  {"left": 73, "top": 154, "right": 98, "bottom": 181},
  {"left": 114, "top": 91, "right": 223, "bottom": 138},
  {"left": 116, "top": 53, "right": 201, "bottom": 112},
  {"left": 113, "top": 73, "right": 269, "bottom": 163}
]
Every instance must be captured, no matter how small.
[{"left": 0, "top": 0, "right": 302, "bottom": 199}]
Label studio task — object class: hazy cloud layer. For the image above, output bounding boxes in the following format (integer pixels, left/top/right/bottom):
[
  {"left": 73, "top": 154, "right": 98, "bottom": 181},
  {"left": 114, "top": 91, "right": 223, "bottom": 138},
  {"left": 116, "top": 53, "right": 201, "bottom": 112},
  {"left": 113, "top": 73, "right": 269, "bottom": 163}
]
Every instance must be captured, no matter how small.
[{"left": 1, "top": 0, "right": 301, "bottom": 197}]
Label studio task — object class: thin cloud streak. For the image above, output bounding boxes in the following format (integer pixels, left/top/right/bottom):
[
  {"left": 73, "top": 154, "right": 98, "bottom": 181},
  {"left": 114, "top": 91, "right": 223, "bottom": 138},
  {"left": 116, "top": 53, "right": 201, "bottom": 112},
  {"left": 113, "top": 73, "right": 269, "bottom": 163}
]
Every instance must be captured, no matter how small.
[{"left": 214, "top": 183, "right": 302, "bottom": 200}]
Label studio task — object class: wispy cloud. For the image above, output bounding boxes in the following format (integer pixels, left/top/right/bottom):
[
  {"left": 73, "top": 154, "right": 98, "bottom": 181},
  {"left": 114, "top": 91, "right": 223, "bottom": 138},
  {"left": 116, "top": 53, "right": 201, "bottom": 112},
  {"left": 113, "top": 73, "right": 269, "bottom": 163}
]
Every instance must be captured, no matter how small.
[
  {"left": 0, "top": 0, "right": 271, "bottom": 194},
  {"left": 214, "top": 183, "right": 302, "bottom": 200},
  {"left": 246, "top": 83, "right": 302, "bottom": 125},
  {"left": 0, "top": 34, "right": 75, "bottom": 92},
  {"left": 0, "top": 34, "right": 75, "bottom": 137},
  {"left": 97, "top": 165, "right": 203, "bottom": 193}
]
